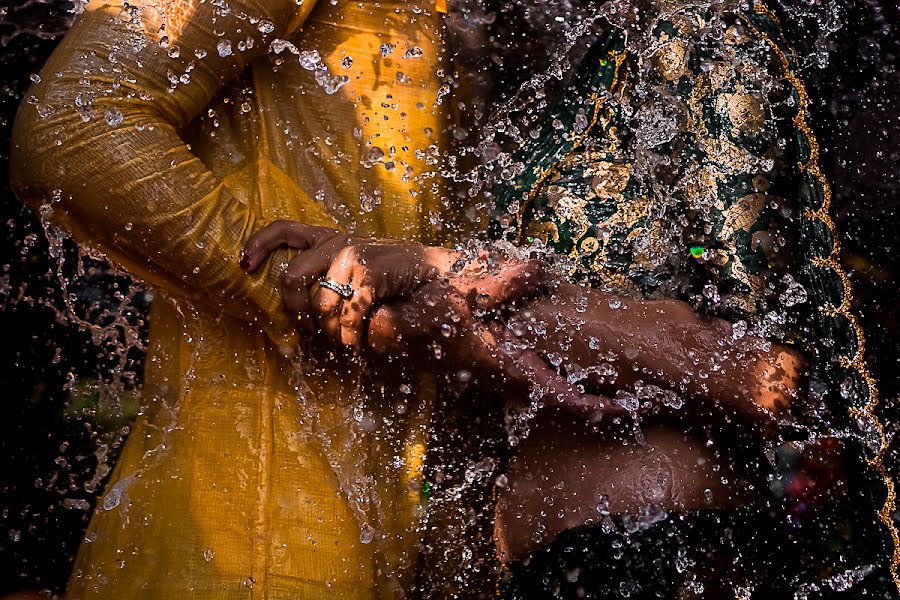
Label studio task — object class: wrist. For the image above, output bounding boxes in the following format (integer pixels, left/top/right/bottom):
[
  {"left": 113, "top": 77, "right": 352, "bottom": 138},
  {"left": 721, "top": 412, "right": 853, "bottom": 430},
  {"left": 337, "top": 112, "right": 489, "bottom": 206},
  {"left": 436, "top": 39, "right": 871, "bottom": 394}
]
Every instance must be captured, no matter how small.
[{"left": 423, "top": 246, "right": 460, "bottom": 279}]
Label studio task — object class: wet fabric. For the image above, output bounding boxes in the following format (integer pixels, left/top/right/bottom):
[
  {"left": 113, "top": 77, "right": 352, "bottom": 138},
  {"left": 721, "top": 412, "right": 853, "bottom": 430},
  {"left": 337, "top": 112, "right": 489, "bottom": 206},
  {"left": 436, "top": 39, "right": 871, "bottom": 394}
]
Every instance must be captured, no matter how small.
[
  {"left": 11, "top": 0, "right": 461, "bottom": 597},
  {"left": 493, "top": 0, "right": 894, "bottom": 592},
  {"left": 505, "top": 509, "right": 797, "bottom": 600},
  {"left": 495, "top": 6, "right": 802, "bottom": 335}
]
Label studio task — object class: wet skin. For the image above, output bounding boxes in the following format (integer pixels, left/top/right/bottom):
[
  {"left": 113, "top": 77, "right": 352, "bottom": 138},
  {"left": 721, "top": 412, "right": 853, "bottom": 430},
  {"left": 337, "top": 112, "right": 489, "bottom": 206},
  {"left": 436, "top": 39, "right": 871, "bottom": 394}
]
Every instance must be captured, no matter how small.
[
  {"left": 242, "top": 226, "right": 829, "bottom": 564},
  {"left": 493, "top": 416, "right": 762, "bottom": 562},
  {"left": 369, "top": 281, "right": 807, "bottom": 562}
]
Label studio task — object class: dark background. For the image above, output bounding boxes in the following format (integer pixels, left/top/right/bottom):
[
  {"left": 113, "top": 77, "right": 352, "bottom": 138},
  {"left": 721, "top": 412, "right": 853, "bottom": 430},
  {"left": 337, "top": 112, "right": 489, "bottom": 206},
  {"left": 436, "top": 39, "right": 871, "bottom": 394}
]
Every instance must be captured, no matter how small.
[{"left": 1, "top": 0, "right": 898, "bottom": 596}]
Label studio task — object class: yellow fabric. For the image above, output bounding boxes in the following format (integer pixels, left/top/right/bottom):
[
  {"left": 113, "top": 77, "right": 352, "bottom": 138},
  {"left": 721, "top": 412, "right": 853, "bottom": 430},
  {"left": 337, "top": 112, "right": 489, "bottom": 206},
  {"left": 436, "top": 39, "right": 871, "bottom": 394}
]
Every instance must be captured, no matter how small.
[{"left": 11, "top": 0, "right": 454, "bottom": 597}]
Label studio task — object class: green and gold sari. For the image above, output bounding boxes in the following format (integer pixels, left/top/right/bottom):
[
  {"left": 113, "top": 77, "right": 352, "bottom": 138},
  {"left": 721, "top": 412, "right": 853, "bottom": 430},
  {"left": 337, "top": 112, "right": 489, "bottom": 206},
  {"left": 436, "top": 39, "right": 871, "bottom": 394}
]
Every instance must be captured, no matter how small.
[{"left": 493, "top": 0, "right": 898, "bottom": 594}]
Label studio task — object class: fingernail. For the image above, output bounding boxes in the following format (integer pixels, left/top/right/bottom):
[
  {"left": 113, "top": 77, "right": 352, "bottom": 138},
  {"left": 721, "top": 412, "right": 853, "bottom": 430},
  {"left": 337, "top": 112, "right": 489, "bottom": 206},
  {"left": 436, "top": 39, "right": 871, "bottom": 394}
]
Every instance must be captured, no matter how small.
[{"left": 239, "top": 253, "right": 251, "bottom": 270}]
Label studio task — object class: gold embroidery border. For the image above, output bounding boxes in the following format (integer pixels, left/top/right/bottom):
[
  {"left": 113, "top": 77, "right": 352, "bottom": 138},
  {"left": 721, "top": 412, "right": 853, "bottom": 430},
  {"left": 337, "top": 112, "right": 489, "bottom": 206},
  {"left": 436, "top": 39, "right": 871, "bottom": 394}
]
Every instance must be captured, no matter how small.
[
  {"left": 507, "top": 8, "right": 899, "bottom": 593},
  {"left": 515, "top": 50, "right": 627, "bottom": 242},
  {"left": 749, "top": 2, "right": 900, "bottom": 592}
]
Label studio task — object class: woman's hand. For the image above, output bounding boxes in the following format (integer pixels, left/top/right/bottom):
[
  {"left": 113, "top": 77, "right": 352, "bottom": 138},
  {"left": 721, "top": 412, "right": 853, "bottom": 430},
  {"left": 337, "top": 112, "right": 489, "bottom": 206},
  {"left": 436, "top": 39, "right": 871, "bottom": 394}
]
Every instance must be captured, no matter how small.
[
  {"left": 502, "top": 282, "right": 805, "bottom": 436},
  {"left": 367, "top": 262, "right": 629, "bottom": 419},
  {"left": 240, "top": 220, "right": 458, "bottom": 349}
]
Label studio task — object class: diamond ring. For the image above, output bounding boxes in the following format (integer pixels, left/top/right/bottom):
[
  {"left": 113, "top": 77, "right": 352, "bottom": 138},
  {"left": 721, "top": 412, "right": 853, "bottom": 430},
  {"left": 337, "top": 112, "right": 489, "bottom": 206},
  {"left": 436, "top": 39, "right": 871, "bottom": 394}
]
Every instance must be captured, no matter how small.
[{"left": 318, "top": 278, "right": 354, "bottom": 300}]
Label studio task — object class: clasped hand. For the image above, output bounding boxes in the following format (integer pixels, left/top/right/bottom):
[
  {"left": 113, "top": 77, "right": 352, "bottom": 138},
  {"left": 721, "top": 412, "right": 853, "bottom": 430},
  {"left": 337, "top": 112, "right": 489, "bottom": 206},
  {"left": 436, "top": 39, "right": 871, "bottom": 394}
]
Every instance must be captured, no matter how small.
[
  {"left": 240, "top": 220, "right": 456, "bottom": 349},
  {"left": 240, "top": 220, "right": 628, "bottom": 418}
]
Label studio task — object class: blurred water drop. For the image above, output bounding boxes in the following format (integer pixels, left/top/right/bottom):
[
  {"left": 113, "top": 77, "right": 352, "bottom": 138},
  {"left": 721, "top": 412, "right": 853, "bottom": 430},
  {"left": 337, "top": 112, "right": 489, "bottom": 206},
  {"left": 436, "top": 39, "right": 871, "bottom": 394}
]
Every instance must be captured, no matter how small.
[
  {"left": 216, "top": 40, "right": 233, "bottom": 57},
  {"left": 359, "top": 523, "right": 375, "bottom": 544},
  {"left": 104, "top": 107, "right": 123, "bottom": 127}
]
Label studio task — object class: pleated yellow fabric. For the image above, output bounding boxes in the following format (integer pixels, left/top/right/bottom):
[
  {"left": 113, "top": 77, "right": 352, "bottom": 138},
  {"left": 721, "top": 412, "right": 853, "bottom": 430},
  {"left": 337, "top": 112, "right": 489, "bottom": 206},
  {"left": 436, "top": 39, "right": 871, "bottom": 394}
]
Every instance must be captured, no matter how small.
[{"left": 10, "top": 0, "right": 453, "bottom": 597}]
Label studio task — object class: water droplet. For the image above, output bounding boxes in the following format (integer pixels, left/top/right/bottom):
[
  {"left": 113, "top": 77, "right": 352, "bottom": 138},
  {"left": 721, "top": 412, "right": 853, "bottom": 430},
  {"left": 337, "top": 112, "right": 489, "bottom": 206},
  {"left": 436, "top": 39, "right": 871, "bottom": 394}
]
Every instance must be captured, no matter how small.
[
  {"left": 104, "top": 107, "right": 124, "bottom": 127},
  {"left": 216, "top": 40, "right": 233, "bottom": 57},
  {"left": 779, "top": 274, "right": 808, "bottom": 307},
  {"left": 299, "top": 50, "right": 321, "bottom": 71},
  {"left": 359, "top": 523, "right": 375, "bottom": 544},
  {"left": 270, "top": 39, "right": 298, "bottom": 55},
  {"left": 702, "top": 284, "right": 720, "bottom": 305},
  {"left": 365, "top": 146, "right": 385, "bottom": 165},
  {"left": 102, "top": 487, "right": 122, "bottom": 510}
]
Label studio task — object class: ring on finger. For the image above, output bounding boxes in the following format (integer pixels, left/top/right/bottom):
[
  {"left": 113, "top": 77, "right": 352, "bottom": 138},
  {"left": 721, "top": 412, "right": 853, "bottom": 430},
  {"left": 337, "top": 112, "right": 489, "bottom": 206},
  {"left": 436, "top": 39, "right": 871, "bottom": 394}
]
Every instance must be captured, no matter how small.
[{"left": 319, "top": 277, "right": 355, "bottom": 300}]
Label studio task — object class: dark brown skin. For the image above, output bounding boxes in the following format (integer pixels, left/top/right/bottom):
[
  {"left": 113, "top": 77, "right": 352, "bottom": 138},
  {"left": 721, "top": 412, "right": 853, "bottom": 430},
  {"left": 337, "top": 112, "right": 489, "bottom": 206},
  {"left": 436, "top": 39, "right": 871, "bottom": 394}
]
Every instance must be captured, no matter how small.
[
  {"left": 241, "top": 220, "right": 459, "bottom": 347},
  {"left": 241, "top": 223, "right": 838, "bottom": 565},
  {"left": 505, "top": 282, "right": 804, "bottom": 436},
  {"left": 363, "top": 272, "right": 631, "bottom": 418},
  {"left": 492, "top": 419, "right": 760, "bottom": 561},
  {"left": 369, "top": 281, "right": 808, "bottom": 561}
]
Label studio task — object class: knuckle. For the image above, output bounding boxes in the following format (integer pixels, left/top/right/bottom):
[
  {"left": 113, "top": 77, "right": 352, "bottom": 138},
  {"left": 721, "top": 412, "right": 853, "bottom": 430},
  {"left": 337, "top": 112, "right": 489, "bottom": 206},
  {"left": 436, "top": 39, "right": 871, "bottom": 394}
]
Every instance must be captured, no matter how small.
[
  {"left": 357, "top": 291, "right": 373, "bottom": 308},
  {"left": 282, "top": 270, "right": 309, "bottom": 290},
  {"left": 352, "top": 263, "right": 370, "bottom": 280},
  {"left": 337, "top": 245, "right": 357, "bottom": 263},
  {"left": 315, "top": 294, "right": 337, "bottom": 315},
  {"left": 324, "top": 318, "right": 341, "bottom": 337},
  {"left": 340, "top": 312, "right": 357, "bottom": 328}
]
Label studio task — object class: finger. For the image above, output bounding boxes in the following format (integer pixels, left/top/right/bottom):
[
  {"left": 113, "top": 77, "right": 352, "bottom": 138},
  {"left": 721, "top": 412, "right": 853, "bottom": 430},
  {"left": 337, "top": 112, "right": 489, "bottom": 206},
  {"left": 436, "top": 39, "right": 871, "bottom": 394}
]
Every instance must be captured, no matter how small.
[
  {"left": 460, "top": 260, "right": 554, "bottom": 313},
  {"left": 340, "top": 265, "right": 375, "bottom": 352},
  {"left": 314, "top": 249, "right": 355, "bottom": 343},
  {"left": 366, "top": 287, "right": 449, "bottom": 355},
  {"left": 367, "top": 304, "right": 404, "bottom": 355},
  {"left": 281, "top": 249, "right": 332, "bottom": 333},
  {"left": 491, "top": 325, "right": 624, "bottom": 418},
  {"left": 242, "top": 220, "right": 340, "bottom": 272},
  {"left": 510, "top": 349, "right": 623, "bottom": 417}
]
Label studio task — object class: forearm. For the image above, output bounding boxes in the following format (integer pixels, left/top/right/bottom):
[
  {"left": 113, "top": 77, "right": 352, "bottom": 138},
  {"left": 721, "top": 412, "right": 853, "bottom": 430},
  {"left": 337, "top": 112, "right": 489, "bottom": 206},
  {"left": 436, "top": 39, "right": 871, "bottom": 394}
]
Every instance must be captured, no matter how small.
[
  {"left": 514, "top": 282, "right": 803, "bottom": 426},
  {"left": 10, "top": 1, "right": 306, "bottom": 346}
]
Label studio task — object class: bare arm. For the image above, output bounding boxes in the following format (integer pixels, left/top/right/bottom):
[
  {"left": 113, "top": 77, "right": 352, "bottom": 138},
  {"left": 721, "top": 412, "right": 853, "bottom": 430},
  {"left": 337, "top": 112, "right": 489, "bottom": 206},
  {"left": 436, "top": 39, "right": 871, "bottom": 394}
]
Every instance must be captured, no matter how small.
[
  {"left": 506, "top": 282, "right": 803, "bottom": 432},
  {"left": 10, "top": 0, "right": 314, "bottom": 347}
]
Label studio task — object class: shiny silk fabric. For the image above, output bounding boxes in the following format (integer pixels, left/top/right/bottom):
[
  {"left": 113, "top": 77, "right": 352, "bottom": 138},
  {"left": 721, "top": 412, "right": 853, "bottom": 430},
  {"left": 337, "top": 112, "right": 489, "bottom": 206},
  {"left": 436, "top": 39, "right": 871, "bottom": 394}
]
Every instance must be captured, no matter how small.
[{"left": 11, "top": 0, "right": 458, "bottom": 597}]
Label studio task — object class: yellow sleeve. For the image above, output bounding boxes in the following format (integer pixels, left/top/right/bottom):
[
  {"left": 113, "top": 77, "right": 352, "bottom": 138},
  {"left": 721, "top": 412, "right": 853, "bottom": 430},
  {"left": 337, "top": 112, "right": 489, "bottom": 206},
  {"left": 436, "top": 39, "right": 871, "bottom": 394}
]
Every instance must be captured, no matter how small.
[{"left": 10, "top": 0, "right": 316, "bottom": 348}]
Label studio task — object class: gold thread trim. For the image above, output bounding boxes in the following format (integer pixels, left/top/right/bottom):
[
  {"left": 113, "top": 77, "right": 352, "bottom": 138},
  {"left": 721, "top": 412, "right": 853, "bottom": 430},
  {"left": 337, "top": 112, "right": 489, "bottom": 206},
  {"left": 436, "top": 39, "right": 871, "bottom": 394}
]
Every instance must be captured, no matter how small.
[
  {"left": 516, "top": 50, "right": 627, "bottom": 242},
  {"left": 750, "top": 2, "right": 900, "bottom": 592}
]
